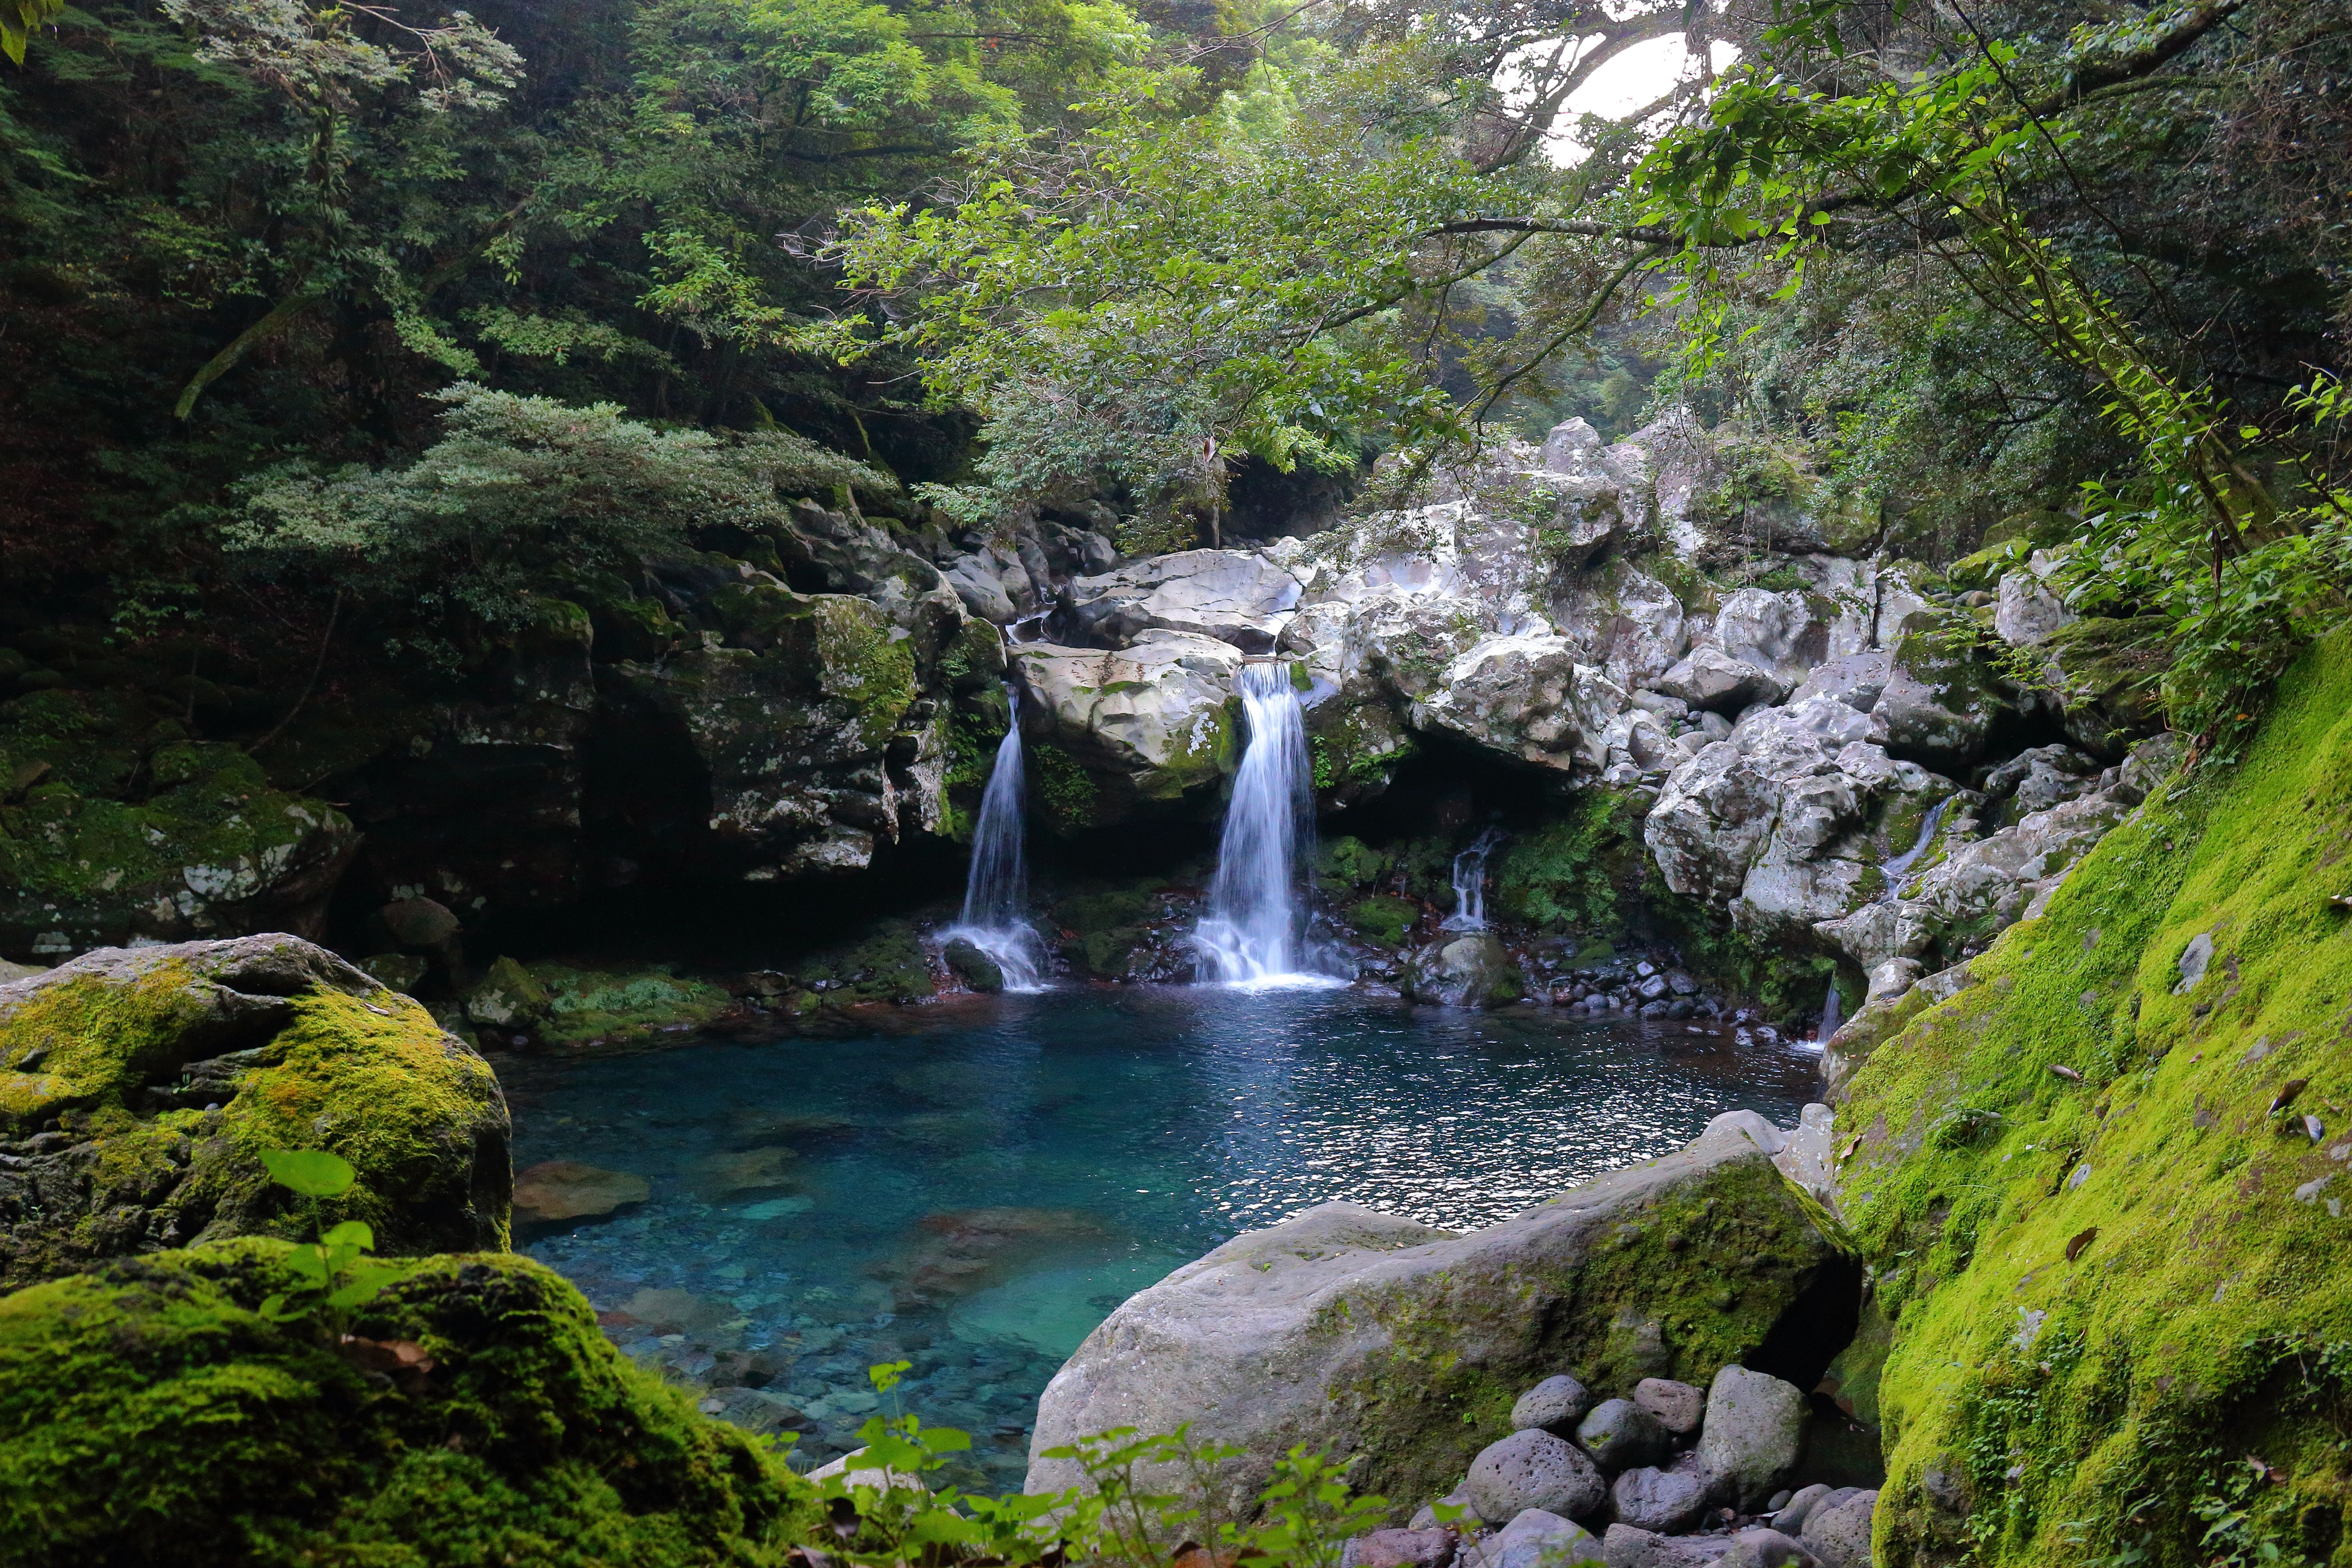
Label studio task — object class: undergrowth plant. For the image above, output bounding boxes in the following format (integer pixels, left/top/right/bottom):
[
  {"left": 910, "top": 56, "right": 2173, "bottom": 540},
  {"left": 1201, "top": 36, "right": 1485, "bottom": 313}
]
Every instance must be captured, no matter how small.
[
  {"left": 253, "top": 1148, "right": 403, "bottom": 1333},
  {"left": 804, "top": 1362, "right": 1506, "bottom": 1568}
]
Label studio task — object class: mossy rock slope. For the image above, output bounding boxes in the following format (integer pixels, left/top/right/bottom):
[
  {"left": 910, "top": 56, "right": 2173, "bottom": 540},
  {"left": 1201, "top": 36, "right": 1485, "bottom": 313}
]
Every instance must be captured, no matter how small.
[
  {"left": 1841, "top": 630, "right": 2352, "bottom": 1566},
  {"left": 0, "top": 934, "right": 511, "bottom": 1290},
  {"left": 0, "top": 1240, "right": 818, "bottom": 1566}
]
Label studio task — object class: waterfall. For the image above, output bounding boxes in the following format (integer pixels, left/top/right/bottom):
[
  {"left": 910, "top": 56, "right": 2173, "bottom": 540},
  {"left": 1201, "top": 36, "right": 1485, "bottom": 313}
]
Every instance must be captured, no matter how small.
[
  {"left": 1439, "top": 828, "right": 1504, "bottom": 932},
  {"left": 1194, "top": 662, "right": 1339, "bottom": 987},
  {"left": 943, "top": 686, "right": 1045, "bottom": 991},
  {"left": 1816, "top": 982, "right": 1844, "bottom": 1044}
]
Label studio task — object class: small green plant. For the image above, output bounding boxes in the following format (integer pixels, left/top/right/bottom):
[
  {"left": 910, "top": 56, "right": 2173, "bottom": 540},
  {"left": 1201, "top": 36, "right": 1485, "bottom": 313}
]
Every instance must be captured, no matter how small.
[
  {"left": 804, "top": 1361, "right": 1434, "bottom": 1568},
  {"left": 254, "top": 1148, "right": 403, "bottom": 1329}
]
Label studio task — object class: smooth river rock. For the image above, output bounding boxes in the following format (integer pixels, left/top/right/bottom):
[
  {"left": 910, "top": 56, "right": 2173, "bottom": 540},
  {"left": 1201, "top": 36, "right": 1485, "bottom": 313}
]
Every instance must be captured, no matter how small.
[
  {"left": 1458, "top": 1507, "right": 1604, "bottom": 1568},
  {"left": 1025, "top": 1115, "right": 1860, "bottom": 1509}
]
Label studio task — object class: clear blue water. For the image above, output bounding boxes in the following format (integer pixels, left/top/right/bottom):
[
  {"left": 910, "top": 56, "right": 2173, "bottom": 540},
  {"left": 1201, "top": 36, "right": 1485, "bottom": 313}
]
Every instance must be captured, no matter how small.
[{"left": 499, "top": 987, "right": 1820, "bottom": 1490}]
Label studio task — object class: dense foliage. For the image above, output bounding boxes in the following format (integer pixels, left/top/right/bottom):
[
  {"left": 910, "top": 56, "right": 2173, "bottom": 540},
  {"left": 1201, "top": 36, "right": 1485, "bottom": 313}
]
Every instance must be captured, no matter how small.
[{"left": 3, "top": 0, "right": 2346, "bottom": 734}]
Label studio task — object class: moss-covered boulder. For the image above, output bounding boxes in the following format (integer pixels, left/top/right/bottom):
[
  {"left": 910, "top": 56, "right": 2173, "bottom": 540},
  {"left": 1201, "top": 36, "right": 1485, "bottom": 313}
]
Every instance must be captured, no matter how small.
[
  {"left": 0, "top": 934, "right": 510, "bottom": 1290},
  {"left": 1838, "top": 630, "right": 2352, "bottom": 1567},
  {"left": 0, "top": 690, "right": 358, "bottom": 962},
  {"left": 1028, "top": 1113, "right": 1859, "bottom": 1513},
  {"left": 0, "top": 1239, "right": 817, "bottom": 1565}
]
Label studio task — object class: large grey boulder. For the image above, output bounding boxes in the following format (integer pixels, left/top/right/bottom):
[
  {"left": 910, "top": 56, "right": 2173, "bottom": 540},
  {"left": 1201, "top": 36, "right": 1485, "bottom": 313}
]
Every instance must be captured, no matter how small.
[
  {"left": 1014, "top": 632, "right": 1240, "bottom": 820},
  {"left": 1711, "top": 589, "right": 1825, "bottom": 688},
  {"left": 0, "top": 935, "right": 512, "bottom": 1290},
  {"left": 1694, "top": 1368, "right": 1809, "bottom": 1509},
  {"left": 1063, "top": 548, "right": 1305, "bottom": 652},
  {"left": 1467, "top": 1431, "right": 1607, "bottom": 1525},
  {"left": 1646, "top": 700, "right": 1960, "bottom": 941},
  {"left": 1412, "top": 637, "right": 1626, "bottom": 772},
  {"left": 1026, "top": 1115, "right": 1860, "bottom": 1510},
  {"left": 1608, "top": 1467, "right": 1712, "bottom": 1534},
  {"left": 1552, "top": 564, "right": 1690, "bottom": 692},
  {"left": 1993, "top": 551, "right": 2076, "bottom": 646},
  {"left": 1652, "top": 647, "right": 1783, "bottom": 715}
]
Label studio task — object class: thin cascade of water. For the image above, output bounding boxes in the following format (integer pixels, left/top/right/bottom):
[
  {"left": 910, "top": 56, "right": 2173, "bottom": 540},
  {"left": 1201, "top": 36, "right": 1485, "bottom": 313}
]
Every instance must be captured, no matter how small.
[
  {"left": 1439, "top": 827, "right": 1505, "bottom": 932},
  {"left": 1875, "top": 795, "right": 1954, "bottom": 903},
  {"left": 1815, "top": 982, "right": 1844, "bottom": 1045},
  {"left": 942, "top": 686, "right": 1046, "bottom": 991},
  {"left": 1194, "top": 662, "right": 1342, "bottom": 987}
]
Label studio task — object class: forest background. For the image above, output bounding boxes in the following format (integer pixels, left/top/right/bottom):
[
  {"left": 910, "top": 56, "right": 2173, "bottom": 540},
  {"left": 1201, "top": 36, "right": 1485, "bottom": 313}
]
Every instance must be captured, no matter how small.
[{"left": 1, "top": 0, "right": 2347, "bottom": 744}]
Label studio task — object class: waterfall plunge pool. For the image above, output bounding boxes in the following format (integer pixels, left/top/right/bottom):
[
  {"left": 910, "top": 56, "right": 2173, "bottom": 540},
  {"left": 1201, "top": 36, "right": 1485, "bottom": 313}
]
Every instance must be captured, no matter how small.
[{"left": 497, "top": 986, "right": 1822, "bottom": 1491}]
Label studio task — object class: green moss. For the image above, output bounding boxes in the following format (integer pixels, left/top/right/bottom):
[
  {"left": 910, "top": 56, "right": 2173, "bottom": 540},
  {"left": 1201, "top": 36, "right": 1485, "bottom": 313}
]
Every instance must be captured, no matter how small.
[
  {"left": 1495, "top": 793, "right": 1645, "bottom": 934},
  {"left": 529, "top": 964, "right": 732, "bottom": 1047},
  {"left": 0, "top": 1240, "right": 820, "bottom": 1565},
  {"left": 1842, "top": 629, "right": 2352, "bottom": 1568},
  {"left": 1317, "top": 836, "right": 1390, "bottom": 893},
  {"left": 1056, "top": 889, "right": 1156, "bottom": 935},
  {"left": 775, "top": 922, "right": 934, "bottom": 1007},
  {"left": 1030, "top": 743, "right": 1100, "bottom": 836},
  {"left": 0, "top": 699, "right": 356, "bottom": 955},
  {"left": 1346, "top": 897, "right": 1417, "bottom": 947}
]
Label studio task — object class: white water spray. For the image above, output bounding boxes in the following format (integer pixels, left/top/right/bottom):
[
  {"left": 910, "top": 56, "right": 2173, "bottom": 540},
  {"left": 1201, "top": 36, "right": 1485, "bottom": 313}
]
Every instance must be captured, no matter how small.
[
  {"left": 943, "top": 686, "right": 1046, "bottom": 991},
  {"left": 1439, "top": 828, "right": 1504, "bottom": 932},
  {"left": 1194, "top": 662, "right": 1340, "bottom": 987}
]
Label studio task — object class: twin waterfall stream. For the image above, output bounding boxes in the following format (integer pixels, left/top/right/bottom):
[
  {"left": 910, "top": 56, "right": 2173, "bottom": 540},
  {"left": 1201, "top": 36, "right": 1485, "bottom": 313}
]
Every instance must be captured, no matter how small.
[{"left": 951, "top": 661, "right": 1338, "bottom": 988}]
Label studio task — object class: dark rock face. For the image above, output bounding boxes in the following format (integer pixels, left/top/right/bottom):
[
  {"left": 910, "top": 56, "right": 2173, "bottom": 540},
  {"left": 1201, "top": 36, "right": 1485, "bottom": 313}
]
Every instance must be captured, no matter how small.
[{"left": 0, "top": 934, "right": 510, "bottom": 1290}]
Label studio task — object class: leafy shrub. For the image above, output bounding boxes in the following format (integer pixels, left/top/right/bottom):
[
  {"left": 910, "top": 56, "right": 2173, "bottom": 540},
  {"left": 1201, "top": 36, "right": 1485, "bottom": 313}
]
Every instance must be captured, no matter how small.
[{"left": 223, "top": 385, "right": 897, "bottom": 641}]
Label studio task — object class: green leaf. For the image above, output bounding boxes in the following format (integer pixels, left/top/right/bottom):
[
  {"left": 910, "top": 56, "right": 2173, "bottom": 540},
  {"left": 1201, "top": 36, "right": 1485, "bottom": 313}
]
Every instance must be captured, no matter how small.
[
  {"left": 260, "top": 1148, "right": 357, "bottom": 1199},
  {"left": 322, "top": 1219, "right": 376, "bottom": 1252}
]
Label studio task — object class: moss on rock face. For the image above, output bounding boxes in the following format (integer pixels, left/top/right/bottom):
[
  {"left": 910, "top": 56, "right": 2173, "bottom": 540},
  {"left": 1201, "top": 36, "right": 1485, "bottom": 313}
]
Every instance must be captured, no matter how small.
[
  {"left": 0, "top": 691, "right": 358, "bottom": 961},
  {"left": 0, "top": 1239, "right": 819, "bottom": 1566},
  {"left": 1841, "top": 631, "right": 2352, "bottom": 1568},
  {"left": 0, "top": 935, "right": 510, "bottom": 1289},
  {"left": 526, "top": 963, "right": 734, "bottom": 1048}
]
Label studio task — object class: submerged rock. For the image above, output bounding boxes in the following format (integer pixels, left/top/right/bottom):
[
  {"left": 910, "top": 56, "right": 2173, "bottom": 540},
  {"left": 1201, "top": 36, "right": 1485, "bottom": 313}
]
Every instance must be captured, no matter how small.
[
  {"left": 0, "top": 934, "right": 511, "bottom": 1290},
  {"left": 1026, "top": 1114, "right": 1859, "bottom": 1510},
  {"left": 512, "top": 1160, "right": 649, "bottom": 1225}
]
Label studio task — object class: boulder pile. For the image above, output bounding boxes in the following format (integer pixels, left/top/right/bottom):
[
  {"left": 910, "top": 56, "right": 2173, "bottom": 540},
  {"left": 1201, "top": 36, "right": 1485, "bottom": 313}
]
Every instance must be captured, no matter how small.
[{"left": 1364, "top": 1363, "right": 1878, "bottom": 1568}]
